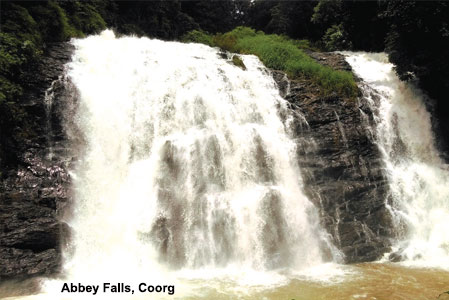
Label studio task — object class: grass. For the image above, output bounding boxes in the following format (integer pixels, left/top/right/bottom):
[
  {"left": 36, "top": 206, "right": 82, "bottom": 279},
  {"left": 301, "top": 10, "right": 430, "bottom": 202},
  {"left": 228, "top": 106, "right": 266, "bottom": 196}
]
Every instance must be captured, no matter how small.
[{"left": 182, "top": 27, "right": 358, "bottom": 100}]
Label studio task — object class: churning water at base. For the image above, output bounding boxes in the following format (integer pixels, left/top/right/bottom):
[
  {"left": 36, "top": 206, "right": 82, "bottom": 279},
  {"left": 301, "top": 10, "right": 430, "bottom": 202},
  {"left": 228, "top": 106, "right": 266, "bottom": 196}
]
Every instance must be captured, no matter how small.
[
  {"left": 344, "top": 52, "right": 449, "bottom": 269},
  {"left": 37, "top": 30, "right": 342, "bottom": 297}
]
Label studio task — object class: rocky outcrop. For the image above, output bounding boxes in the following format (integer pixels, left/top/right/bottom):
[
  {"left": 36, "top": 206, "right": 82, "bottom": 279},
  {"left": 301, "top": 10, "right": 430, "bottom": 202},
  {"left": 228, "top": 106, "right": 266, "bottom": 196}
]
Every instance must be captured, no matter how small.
[
  {"left": 0, "top": 43, "right": 74, "bottom": 282},
  {"left": 272, "top": 53, "right": 394, "bottom": 263}
]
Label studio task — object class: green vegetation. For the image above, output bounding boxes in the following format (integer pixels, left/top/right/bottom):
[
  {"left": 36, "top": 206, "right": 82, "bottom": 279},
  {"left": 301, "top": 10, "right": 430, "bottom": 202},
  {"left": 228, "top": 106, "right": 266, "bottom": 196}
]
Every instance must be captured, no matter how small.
[
  {"left": 180, "top": 30, "right": 214, "bottom": 47},
  {"left": 231, "top": 55, "right": 246, "bottom": 70},
  {"left": 183, "top": 27, "right": 358, "bottom": 99},
  {"left": 322, "top": 24, "right": 351, "bottom": 52},
  {"left": 0, "top": 1, "right": 108, "bottom": 104},
  {"left": 0, "top": 1, "right": 108, "bottom": 169}
]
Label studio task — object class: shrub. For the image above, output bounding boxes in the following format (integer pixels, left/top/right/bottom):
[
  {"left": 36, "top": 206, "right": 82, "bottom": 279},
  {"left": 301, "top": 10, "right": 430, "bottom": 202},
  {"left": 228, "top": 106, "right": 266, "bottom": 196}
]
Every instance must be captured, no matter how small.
[
  {"left": 290, "top": 39, "right": 319, "bottom": 51},
  {"left": 213, "top": 33, "right": 237, "bottom": 52},
  {"left": 64, "top": 2, "right": 107, "bottom": 35},
  {"left": 322, "top": 24, "right": 352, "bottom": 51},
  {"left": 181, "top": 30, "right": 214, "bottom": 46}
]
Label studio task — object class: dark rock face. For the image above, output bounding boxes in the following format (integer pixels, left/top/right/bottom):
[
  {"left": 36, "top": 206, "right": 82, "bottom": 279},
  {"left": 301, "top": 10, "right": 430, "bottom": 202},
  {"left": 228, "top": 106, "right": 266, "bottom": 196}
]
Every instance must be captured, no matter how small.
[
  {"left": 272, "top": 53, "right": 394, "bottom": 263},
  {"left": 0, "top": 43, "right": 74, "bottom": 282}
]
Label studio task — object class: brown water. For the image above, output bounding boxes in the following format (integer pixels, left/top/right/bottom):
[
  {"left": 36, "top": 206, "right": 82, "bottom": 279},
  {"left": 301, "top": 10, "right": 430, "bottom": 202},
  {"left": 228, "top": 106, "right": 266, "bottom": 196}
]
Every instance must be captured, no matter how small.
[
  {"left": 253, "top": 263, "right": 449, "bottom": 300},
  {"left": 2, "top": 263, "right": 448, "bottom": 300}
]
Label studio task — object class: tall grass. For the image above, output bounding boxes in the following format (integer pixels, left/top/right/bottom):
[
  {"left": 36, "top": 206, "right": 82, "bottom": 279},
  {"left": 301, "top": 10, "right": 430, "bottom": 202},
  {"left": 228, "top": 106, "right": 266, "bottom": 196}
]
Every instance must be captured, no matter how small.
[{"left": 183, "top": 27, "right": 358, "bottom": 99}]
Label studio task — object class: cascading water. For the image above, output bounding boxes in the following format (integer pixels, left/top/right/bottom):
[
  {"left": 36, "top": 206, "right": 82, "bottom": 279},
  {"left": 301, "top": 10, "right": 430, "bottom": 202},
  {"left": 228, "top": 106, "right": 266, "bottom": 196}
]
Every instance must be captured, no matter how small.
[
  {"left": 344, "top": 52, "right": 449, "bottom": 268},
  {"left": 6, "top": 35, "right": 449, "bottom": 300},
  {"left": 39, "top": 30, "right": 340, "bottom": 297}
]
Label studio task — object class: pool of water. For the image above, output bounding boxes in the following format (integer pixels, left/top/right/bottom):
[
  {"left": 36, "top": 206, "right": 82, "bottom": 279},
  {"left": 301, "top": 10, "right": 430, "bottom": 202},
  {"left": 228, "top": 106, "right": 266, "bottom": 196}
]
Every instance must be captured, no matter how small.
[{"left": 2, "top": 263, "right": 448, "bottom": 300}]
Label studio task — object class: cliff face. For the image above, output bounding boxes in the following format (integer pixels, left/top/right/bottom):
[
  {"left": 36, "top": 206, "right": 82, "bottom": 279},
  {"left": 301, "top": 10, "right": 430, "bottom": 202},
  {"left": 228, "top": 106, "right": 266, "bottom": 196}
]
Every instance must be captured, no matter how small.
[
  {"left": 272, "top": 53, "right": 394, "bottom": 263},
  {"left": 0, "top": 45, "right": 394, "bottom": 284},
  {"left": 0, "top": 43, "right": 74, "bottom": 282}
]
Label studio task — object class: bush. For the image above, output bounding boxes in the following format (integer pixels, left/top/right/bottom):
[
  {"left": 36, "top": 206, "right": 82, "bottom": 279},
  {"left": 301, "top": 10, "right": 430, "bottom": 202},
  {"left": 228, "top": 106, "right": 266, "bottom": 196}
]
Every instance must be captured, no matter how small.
[
  {"left": 63, "top": 2, "right": 107, "bottom": 35},
  {"left": 1, "top": 4, "right": 42, "bottom": 46},
  {"left": 290, "top": 39, "right": 319, "bottom": 51},
  {"left": 322, "top": 24, "right": 352, "bottom": 51},
  {"left": 0, "top": 32, "right": 42, "bottom": 102},
  {"left": 0, "top": 1, "right": 108, "bottom": 169},
  {"left": 181, "top": 30, "right": 214, "bottom": 46},
  {"left": 213, "top": 33, "right": 237, "bottom": 52}
]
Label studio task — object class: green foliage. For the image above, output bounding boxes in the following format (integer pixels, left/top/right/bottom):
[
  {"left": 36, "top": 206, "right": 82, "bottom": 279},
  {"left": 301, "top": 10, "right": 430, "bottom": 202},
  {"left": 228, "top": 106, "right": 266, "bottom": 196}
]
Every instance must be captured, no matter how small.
[
  {"left": 290, "top": 39, "right": 318, "bottom": 52},
  {"left": 212, "top": 26, "right": 256, "bottom": 51},
  {"left": 27, "top": 1, "right": 80, "bottom": 41},
  {"left": 311, "top": 0, "right": 343, "bottom": 29},
  {"left": 181, "top": 30, "right": 214, "bottom": 46},
  {"left": 0, "top": 1, "right": 107, "bottom": 104},
  {"left": 1, "top": 4, "right": 42, "bottom": 46},
  {"left": 114, "top": 1, "right": 198, "bottom": 39},
  {"left": 0, "top": 31, "right": 41, "bottom": 163},
  {"left": 383, "top": 1, "right": 449, "bottom": 87},
  {"left": 183, "top": 27, "right": 357, "bottom": 99},
  {"left": 180, "top": 1, "right": 236, "bottom": 34},
  {"left": 0, "top": 1, "right": 109, "bottom": 168},
  {"left": 322, "top": 24, "right": 352, "bottom": 51},
  {"left": 266, "top": 3, "right": 290, "bottom": 35},
  {"left": 213, "top": 34, "right": 237, "bottom": 52},
  {"left": 248, "top": 1, "right": 317, "bottom": 40},
  {"left": 224, "top": 27, "right": 357, "bottom": 99},
  {"left": 311, "top": 0, "right": 387, "bottom": 51},
  {"left": 0, "top": 31, "right": 42, "bottom": 112},
  {"left": 60, "top": 1, "right": 107, "bottom": 35}
]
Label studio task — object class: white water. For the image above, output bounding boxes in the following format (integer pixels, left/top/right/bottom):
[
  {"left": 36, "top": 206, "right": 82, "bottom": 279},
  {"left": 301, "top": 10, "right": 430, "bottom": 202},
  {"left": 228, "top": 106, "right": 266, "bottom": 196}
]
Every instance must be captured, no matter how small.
[
  {"left": 35, "top": 30, "right": 342, "bottom": 298},
  {"left": 344, "top": 52, "right": 449, "bottom": 269}
]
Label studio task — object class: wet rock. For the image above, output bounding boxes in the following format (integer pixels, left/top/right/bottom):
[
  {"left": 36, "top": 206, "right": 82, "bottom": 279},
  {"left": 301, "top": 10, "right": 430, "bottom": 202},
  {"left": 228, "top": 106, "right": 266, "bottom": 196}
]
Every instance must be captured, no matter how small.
[
  {"left": 0, "top": 157, "right": 72, "bottom": 281},
  {"left": 0, "top": 203, "right": 68, "bottom": 252},
  {"left": 306, "top": 51, "right": 353, "bottom": 72},
  {"left": 388, "top": 251, "right": 404, "bottom": 262},
  {"left": 230, "top": 55, "right": 246, "bottom": 70},
  {"left": 0, "top": 42, "right": 74, "bottom": 281},
  {"left": 271, "top": 71, "right": 290, "bottom": 98},
  {"left": 271, "top": 52, "right": 394, "bottom": 263},
  {"left": 0, "top": 248, "right": 61, "bottom": 279}
]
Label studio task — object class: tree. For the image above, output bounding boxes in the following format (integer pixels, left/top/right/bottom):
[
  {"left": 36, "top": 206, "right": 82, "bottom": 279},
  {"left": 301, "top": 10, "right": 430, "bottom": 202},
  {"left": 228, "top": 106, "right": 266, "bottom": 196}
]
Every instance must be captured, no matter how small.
[
  {"left": 249, "top": 1, "right": 317, "bottom": 39},
  {"left": 181, "top": 1, "right": 248, "bottom": 34},
  {"left": 311, "top": 0, "right": 387, "bottom": 51}
]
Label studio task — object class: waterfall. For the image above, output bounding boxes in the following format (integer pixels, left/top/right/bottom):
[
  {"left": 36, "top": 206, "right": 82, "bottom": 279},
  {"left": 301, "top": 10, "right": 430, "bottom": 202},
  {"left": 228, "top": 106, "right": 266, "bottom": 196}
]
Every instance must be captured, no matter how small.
[
  {"left": 54, "top": 30, "right": 337, "bottom": 288},
  {"left": 344, "top": 52, "right": 449, "bottom": 268}
]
